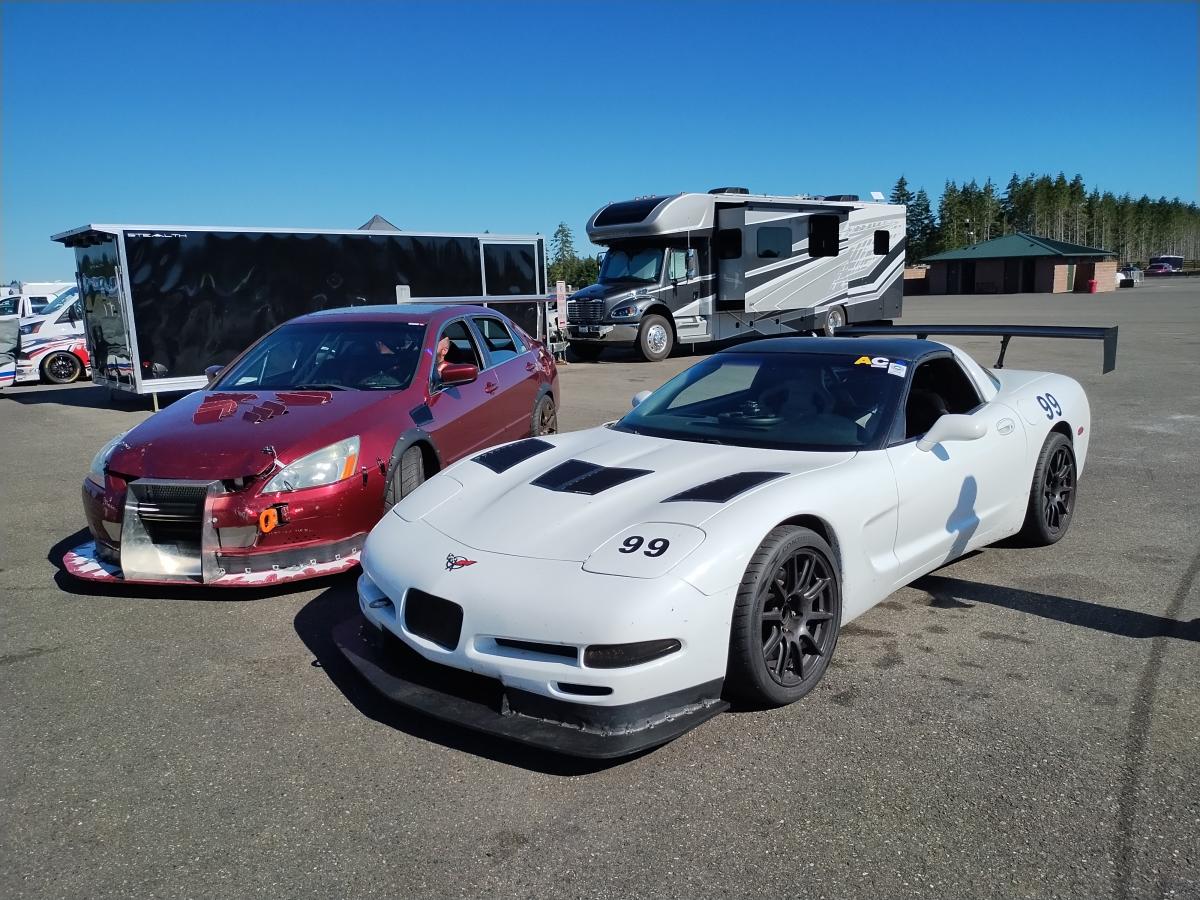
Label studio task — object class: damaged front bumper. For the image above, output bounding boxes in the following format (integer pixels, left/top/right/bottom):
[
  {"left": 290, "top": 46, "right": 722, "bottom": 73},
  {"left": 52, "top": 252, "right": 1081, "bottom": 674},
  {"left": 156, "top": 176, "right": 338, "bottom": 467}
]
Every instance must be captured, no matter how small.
[{"left": 334, "top": 616, "right": 727, "bottom": 759}]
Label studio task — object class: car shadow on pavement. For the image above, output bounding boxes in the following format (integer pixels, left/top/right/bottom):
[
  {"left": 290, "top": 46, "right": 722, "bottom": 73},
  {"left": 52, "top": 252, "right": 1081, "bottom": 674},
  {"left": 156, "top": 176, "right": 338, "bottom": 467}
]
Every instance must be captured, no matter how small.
[
  {"left": 293, "top": 583, "right": 639, "bottom": 776},
  {"left": 914, "top": 572, "right": 1200, "bottom": 642},
  {"left": 46, "top": 528, "right": 340, "bottom": 602},
  {"left": 5, "top": 384, "right": 181, "bottom": 411}
]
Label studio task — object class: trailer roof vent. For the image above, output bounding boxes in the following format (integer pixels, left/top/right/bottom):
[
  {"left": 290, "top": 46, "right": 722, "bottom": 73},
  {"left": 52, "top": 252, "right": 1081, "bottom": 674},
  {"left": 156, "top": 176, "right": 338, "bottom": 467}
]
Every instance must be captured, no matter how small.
[
  {"left": 709, "top": 186, "right": 749, "bottom": 195},
  {"left": 593, "top": 196, "right": 671, "bottom": 228},
  {"left": 823, "top": 194, "right": 860, "bottom": 202}
]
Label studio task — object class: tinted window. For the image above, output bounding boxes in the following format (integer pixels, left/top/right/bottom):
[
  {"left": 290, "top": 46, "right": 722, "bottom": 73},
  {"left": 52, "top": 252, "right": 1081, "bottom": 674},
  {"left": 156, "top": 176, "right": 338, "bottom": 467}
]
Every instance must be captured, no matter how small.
[
  {"left": 436, "top": 319, "right": 483, "bottom": 373},
  {"left": 483, "top": 243, "right": 537, "bottom": 295},
  {"left": 125, "top": 231, "right": 484, "bottom": 381},
  {"left": 217, "top": 321, "right": 426, "bottom": 392},
  {"left": 0, "top": 296, "right": 17, "bottom": 316},
  {"left": 614, "top": 352, "right": 905, "bottom": 451},
  {"left": 809, "top": 215, "right": 840, "bottom": 257},
  {"left": 717, "top": 229, "right": 743, "bottom": 260},
  {"left": 902, "top": 357, "right": 983, "bottom": 439},
  {"left": 874, "top": 229, "right": 890, "bottom": 255},
  {"left": 593, "top": 196, "right": 670, "bottom": 228},
  {"left": 668, "top": 250, "right": 689, "bottom": 280},
  {"left": 757, "top": 227, "right": 792, "bottom": 259},
  {"left": 472, "top": 316, "right": 522, "bottom": 364}
]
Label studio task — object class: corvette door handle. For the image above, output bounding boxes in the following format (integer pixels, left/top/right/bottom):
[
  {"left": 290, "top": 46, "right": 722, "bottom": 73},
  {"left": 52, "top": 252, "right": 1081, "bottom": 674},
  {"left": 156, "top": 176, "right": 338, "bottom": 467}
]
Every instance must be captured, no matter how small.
[
  {"left": 484, "top": 381, "right": 499, "bottom": 394},
  {"left": 997, "top": 418, "right": 1015, "bottom": 435}
]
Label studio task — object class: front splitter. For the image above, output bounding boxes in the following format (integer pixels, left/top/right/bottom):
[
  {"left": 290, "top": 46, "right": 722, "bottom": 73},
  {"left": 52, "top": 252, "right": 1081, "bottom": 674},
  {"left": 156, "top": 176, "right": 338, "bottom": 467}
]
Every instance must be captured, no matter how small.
[
  {"left": 63, "top": 540, "right": 359, "bottom": 588},
  {"left": 333, "top": 617, "right": 728, "bottom": 759}
]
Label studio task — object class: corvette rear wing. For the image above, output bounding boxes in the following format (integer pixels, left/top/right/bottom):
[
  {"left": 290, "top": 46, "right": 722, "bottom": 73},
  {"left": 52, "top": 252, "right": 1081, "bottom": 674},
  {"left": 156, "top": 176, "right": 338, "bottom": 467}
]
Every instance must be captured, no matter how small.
[{"left": 837, "top": 324, "right": 1119, "bottom": 374}]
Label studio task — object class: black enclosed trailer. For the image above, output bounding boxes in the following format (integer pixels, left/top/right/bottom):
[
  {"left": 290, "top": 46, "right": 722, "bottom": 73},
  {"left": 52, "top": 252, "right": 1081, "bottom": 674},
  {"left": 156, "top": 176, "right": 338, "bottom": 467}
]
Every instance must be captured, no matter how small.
[{"left": 51, "top": 224, "right": 546, "bottom": 396}]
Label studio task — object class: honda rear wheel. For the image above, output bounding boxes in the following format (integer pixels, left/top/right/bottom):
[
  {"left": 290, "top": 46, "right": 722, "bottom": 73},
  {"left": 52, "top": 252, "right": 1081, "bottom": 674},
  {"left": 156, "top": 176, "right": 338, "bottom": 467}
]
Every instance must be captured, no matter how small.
[{"left": 531, "top": 394, "right": 557, "bottom": 436}]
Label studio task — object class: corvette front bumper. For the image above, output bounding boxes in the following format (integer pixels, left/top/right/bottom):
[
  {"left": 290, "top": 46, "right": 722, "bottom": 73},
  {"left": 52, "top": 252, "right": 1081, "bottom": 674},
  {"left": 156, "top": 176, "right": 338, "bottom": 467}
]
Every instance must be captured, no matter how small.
[{"left": 334, "top": 617, "right": 726, "bottom": 758}]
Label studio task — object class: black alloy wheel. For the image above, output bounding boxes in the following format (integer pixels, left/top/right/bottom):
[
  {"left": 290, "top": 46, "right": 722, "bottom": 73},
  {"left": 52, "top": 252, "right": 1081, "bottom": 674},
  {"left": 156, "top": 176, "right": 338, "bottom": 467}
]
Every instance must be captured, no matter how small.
[
  {"left": 1017, "top": 431, "right": 1077, "bottom": 546},
  {"left": 727, "top": 526, "right": 842, "bottom": 706},
  {"left": 42, "top": 351, "right": 83, "bottom": 384}
]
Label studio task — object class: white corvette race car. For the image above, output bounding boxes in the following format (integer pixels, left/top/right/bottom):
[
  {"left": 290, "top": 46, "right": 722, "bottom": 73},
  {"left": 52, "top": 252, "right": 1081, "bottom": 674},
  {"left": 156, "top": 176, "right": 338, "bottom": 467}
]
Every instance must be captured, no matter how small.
[{"left": 336, "top": 326, "right": 1117, "bottom": 757}]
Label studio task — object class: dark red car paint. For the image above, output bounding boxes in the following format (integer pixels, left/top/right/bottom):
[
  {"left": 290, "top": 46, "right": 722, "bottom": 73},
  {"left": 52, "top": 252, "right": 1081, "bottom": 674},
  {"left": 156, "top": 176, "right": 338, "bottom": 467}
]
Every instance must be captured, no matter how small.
[{"left": 80, "top": 305, "right": 558, "bottom": 581}]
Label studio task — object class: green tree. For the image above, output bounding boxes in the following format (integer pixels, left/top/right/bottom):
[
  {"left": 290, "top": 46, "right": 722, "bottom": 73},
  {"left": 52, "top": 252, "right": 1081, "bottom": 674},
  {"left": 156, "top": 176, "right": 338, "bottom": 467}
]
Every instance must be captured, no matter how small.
[
  {"left": 889, "top": 175, "right": 914, "bottom": 208},
  {"left": 908, "top": 189, "right": 936, "bottom": 263},
  {"left": 549, "top": 221, "right": 575, "bottom": 267}
]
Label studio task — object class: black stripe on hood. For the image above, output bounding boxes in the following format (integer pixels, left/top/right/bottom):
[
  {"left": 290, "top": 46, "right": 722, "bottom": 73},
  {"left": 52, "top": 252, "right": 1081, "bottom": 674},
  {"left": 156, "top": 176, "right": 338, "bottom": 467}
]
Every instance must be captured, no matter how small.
[
  {"left": 664, "top": 471, "right": 786, "bottom": 503},
  {"left": 473, "top": 438, "right": 554, "bottom": 473},
  {"left": 532, "top": 459, "right": 651, "bottom": 495}
]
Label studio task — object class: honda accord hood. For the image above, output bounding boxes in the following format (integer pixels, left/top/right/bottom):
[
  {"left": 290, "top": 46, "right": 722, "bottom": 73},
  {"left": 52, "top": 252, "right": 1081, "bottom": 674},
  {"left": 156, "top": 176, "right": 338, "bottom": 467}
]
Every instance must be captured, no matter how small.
[
  {"left": 108, "top": 389, "right": 398, "bottom": 480},
  {"left": 415, "top": 427, "right": 854, "bottom": 561}
]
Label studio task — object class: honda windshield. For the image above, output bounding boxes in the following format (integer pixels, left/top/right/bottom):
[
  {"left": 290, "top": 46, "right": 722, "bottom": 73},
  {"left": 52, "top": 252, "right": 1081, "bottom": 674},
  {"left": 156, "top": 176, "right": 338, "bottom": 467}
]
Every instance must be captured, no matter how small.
[
  {"left": 612, "top": 352, "right": 907, "bottom": 451},
  {"left": 599, "top": 247, "right": 663, "bottom": 284},
  {"left": 216, "top": 321, "right": 427, "bottom": 392}
]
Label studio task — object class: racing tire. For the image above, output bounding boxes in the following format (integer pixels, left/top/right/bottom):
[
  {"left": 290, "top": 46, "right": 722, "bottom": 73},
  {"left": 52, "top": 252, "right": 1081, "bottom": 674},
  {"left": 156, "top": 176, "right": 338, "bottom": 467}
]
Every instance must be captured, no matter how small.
[
  {"left": 41, "top": 351, "right": 83, "bottom": 385},
  {"left": 531, "top": 394, "right": 557, "bottom": 437},
  {"left": 569, "top": 343, "right": 604, "bottom": 362},
  {"left": 823, "top": 305, "right": 847, "bottom": 337},
  {"left": 726, "top": 525, "right": 842, "bottom": 707},
  {"left": 384, "top": 445, "right": 426, "bottom": 511},
  {"left": 637, "top": 314, "right": 674, "bottom": 362},
  {"left": 1016, "top": 432, "right": 1076, "bottom": 546}
]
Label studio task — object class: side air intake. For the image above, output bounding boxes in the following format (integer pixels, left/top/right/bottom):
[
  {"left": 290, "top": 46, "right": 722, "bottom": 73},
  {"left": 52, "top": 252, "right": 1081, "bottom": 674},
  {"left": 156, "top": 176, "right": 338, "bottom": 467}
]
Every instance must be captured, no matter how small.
[
  {"left": 532, "top": 460, "right": 651, "bottom": 495},
  {"left": 664, "top": 472, "right": 785, "bottom": 503},
  {"left": 473, "top": 438, "right": 554, "bottom": 473}
]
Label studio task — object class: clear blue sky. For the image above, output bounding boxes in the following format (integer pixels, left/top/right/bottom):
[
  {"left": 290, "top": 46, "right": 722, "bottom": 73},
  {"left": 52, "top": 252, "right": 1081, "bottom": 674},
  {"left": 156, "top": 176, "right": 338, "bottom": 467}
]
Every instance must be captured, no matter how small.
[{"left": 2, "top": 0, "right": 1197, "bottom": 280}]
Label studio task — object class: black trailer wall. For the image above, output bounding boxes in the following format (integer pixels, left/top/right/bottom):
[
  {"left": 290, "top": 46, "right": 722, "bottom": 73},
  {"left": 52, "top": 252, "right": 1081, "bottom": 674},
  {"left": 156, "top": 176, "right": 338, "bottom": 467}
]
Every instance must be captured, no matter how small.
[{"left": 124, "top": 231, "right": 486, "bottom": 382}]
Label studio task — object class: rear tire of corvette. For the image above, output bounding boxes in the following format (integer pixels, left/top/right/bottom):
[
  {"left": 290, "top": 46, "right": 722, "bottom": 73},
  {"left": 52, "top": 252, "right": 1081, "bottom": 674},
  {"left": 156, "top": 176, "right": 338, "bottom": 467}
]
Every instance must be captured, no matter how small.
[
  {"left": 1016, "top": 432, "right": 1076, "bottom": 547},
  {"left": 384, "top": 445, "right": 425, "bottom": 511},
  {"left": 42, "top": 351, "right": 83, "bottom": 385},
  {"left": 726, "top": 526, "right": 842, "bottom": 707},
  {"left": 531, "top": 394, "right": 557, "bottom": 437}
]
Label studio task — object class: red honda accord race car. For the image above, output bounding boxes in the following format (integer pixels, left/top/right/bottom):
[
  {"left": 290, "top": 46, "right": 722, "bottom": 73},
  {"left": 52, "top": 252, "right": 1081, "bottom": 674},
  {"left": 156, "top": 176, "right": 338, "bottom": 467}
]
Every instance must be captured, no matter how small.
[{"left": 65, "top": 304, "right": 559, "bottom": 587}]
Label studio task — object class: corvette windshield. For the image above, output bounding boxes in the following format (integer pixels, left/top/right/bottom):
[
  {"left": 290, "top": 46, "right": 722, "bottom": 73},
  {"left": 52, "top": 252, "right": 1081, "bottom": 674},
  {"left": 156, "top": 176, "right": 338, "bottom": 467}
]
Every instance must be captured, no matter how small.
[
  {"left": 612, "top": 352, "right": 906, "bottom": 451},
  {"left": 216, "top": 321, "right": 426, "bottom": 392}
]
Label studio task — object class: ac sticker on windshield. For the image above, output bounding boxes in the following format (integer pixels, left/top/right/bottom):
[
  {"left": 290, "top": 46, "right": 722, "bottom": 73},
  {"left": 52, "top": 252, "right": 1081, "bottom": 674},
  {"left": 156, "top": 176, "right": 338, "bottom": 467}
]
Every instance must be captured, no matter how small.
[{"left": 854, "top": 355, "right": 907, "bottom": 376}]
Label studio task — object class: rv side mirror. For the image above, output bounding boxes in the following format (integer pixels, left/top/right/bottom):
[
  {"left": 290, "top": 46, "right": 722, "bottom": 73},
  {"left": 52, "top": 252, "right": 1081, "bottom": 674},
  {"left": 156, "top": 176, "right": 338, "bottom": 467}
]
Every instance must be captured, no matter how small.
[
  {"left": 686, "top": 248, "right": 698, "bottom": 279},
  {"left": 632, "top": 390, "right": 653, "bottom": 408},
  {"left": 204, "top": 364, "right": 224, "bottom": 385},
  {"left": 916, "top": 414, "right": 987, "bottom": 452}
]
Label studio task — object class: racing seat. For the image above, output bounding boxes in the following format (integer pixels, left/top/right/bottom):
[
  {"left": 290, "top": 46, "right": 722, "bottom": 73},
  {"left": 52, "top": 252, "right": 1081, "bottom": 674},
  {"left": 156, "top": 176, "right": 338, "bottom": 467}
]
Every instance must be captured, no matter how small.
[{"left": 906, "top": 389, "right": 949, "bottom": 438}]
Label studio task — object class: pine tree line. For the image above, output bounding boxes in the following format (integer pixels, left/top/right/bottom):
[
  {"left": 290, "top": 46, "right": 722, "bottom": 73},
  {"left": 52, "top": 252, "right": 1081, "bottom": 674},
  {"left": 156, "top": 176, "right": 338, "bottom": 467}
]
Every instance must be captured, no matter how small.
[{"left": 891, "top": 174, "right": 1200, "bottom": 266}]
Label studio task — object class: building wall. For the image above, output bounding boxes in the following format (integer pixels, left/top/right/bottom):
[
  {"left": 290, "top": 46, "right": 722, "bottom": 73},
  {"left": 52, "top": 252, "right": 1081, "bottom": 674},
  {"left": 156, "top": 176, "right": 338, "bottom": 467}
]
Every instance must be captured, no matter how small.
[
  {"left": 974, "top": 259, "right": 1005, "bottom": 293},
  {"left": 925, "top": 255, "right": 1117, "bottom": 294},
  {"left": 927, "top": 264, "right": 948, "bottom": 295}
]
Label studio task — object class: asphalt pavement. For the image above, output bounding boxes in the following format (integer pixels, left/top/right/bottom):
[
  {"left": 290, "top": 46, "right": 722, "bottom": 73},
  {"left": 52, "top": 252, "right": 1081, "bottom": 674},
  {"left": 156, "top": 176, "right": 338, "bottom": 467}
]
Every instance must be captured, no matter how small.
[{"left": 2, "top": 282, "right": 1197, "bottom": 899}]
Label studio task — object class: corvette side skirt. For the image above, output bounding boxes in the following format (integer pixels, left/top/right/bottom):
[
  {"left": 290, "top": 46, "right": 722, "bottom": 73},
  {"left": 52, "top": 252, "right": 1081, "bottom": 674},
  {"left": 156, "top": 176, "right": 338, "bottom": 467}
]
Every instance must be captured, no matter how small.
[{"left": 333, "top": 618, "right": 729, "bottom": 759}]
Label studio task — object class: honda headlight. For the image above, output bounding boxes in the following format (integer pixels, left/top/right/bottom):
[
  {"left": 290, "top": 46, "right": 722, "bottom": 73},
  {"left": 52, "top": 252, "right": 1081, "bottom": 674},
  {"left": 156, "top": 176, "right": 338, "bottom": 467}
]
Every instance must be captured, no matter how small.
[
  {"left": 262, "top": 436, "right": 360, "bottom": 493},
  {"left": 86, "top": 432, "right": 127, "bottom": 487},
  {"left": 610, "top": 304, "right": 640, "bottom": 319}
]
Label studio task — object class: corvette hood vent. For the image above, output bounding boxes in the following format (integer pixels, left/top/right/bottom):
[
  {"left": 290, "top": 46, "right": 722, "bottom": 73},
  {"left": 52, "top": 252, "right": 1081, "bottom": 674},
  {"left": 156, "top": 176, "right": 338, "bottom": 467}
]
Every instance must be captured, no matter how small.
[
  {"left": 664, "top": 471, "right": 786, "bottom": 503},
  {"left": 531, "top": 459, "right": 651, "bottom": 495},
  {"left": 473, "top": 438, "right": 554, "bottom": 473}
]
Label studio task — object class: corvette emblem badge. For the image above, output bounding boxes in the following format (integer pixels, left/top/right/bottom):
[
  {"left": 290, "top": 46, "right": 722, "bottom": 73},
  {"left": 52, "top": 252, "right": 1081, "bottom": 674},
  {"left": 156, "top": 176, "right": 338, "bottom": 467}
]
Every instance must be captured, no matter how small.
[{"left": 445, "top": 553, "right": 477, "bottom": 571}]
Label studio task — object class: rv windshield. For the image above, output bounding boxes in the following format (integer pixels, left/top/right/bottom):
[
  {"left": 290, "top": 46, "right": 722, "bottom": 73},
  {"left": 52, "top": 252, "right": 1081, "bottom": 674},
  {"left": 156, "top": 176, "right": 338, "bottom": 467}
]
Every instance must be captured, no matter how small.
[
  {"left": 599, "top": 247, "right": 663, "bottom": 284},
  {"left": 216, "top": 321, "right": 427, "bottom": 392}
]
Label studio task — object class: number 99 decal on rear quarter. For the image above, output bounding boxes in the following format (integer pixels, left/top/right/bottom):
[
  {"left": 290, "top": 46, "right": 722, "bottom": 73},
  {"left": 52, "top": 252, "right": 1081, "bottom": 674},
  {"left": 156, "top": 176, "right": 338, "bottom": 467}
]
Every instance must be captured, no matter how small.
[{"left": 583, "top": 523, "right": 706, "bottom": 579}]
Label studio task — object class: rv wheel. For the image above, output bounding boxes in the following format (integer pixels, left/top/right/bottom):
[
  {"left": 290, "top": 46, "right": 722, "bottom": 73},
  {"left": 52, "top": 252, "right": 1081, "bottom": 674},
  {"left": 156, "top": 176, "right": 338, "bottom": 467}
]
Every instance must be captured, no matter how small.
[
  {"left": 637, "top": 314, "right": 674, "bottom": 362},
  {"left": 42, "top": 351, "right": 83, "bottom": 384},
  {"left": 823, "top": 306, "right": 847, "bottom": 337}
]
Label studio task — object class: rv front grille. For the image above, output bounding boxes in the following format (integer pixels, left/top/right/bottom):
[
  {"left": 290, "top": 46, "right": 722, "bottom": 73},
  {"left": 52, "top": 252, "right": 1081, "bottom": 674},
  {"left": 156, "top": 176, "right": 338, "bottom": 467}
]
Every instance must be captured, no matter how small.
[{"left": 568, "top": 300, "right": 605, "bottom": 324}]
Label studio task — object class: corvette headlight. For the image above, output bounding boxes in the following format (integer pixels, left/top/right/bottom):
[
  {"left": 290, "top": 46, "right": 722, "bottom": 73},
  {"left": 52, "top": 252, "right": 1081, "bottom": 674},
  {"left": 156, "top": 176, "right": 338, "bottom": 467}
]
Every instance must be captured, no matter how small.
[
  {"left": 582, "top": 522, "right": 706, "bottom": 579},
  {"left": 86, "top": 432, "right": 127, "bottom": 487},
  {"left": 610, "top": 304, "right": 640, "bottom": 319},
  {"left": 262, "top": 436, "right": 360, "bottom": 493}
]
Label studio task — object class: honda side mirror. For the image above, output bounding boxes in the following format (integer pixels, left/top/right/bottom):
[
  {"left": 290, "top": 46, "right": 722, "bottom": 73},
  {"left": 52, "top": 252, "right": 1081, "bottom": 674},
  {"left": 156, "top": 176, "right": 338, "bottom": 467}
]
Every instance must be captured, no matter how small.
[
  {"left": 917, "top": 414, "right": 987, "bottom": 452},
  {"left": 440, "top": 363, "right": 478, "bottom": 387},
  {"left": 204, "top": 364, "right": 224, "bottom": 385},
  {"left": 632, "top": 390, "right": 652, "bottom": 408}
]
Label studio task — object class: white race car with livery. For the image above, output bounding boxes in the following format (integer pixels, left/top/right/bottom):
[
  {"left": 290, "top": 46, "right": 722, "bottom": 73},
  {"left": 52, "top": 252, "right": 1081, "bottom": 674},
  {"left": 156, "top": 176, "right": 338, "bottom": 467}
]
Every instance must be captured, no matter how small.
[{"left": 336, "top": 325, "right": 1117, "bottom": 757}]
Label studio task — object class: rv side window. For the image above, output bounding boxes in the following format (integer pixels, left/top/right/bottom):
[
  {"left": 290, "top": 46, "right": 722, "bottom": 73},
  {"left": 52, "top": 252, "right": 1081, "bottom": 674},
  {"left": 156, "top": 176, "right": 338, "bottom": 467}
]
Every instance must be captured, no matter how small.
[
  {"left": 874, "top": 230, "right": 890, "bottom": 255},
  {"left": 668, "top": 250, "right": 689, "bottom": 280},
  {"left": 717, "top": 229, "right": 742, "bottom": 260},
  {"left": 809, "top": 216, "right": 840, "bottom": 257},
  {"left": 757, "top": 227, "right": 791, "bottom": 260}
]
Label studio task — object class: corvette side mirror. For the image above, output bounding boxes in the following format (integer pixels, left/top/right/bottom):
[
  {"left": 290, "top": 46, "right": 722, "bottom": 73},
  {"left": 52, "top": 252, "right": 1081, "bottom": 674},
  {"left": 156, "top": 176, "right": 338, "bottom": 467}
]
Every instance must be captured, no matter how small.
[
  {"left": 917, "top": 414, "right": 987, "bottom": 452},
  {"left": 632, "top": 390, "right": 652, "bottom": 408},
  {"left": 440, "top": 363, "right": 478, "bottom": 387},
  {"left": 204, "top": 364, "right": 224, "bottom": 385}
]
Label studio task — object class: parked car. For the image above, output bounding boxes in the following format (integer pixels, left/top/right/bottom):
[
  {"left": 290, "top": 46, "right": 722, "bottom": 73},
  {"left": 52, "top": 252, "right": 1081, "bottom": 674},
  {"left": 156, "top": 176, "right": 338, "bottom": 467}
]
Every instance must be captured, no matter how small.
[
  {"left": 1116, "top": 265, "right": 1143, "bottom": 288},
  {"left": 1145, "top": 262, "right": 1174, "bottom": 276},
  {"left": 64, "top": 304, "right": 559, "bottom": 587},
  {"left": 15, "top": 290, "right": 89, "bottom": 384},
  {"left": 338, "top": 329, "right": 1115, "bottom": 757}
]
